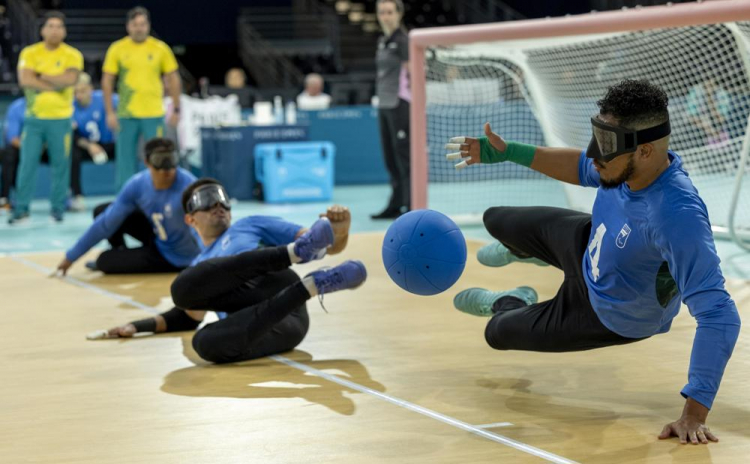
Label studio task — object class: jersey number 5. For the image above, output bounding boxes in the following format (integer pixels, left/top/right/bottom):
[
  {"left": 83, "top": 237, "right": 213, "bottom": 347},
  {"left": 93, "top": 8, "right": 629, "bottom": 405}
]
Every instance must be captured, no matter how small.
[
  {"left": 588, "top": 223, "right": 606, "bottom": 282},
  {"left": 152, "top": 213, "right": 168, "bottom": 241}
]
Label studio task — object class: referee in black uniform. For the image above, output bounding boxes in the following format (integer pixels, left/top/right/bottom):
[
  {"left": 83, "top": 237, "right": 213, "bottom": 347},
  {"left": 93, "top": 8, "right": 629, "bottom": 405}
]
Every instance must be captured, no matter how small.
[{"left": 372, "top": 0, "right": 411, "bottom": 219}]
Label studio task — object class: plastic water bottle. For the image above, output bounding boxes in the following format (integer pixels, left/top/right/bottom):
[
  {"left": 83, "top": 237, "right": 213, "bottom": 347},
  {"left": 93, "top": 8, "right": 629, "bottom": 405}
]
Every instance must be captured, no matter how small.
[
  {"left": 273, "top": 96, "right": 283, "bottom": 124},
  {"left": 285, "top": 101, "right": 297, "bottom": 125}
]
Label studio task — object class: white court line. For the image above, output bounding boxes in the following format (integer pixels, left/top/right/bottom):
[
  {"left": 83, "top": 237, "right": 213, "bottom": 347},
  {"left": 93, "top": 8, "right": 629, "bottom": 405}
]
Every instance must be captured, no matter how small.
[
  {"left": 476, "top": 422, "right": 515, "bottom": 429},
  {"left": 10, "top": 253, "right": 578, "bottom": 464},
  {"left": 8, "top": 254, "right": 159, "bottom": 314},
  {"left": 1, "top": 245, "right": 108, "bottom": 256},
  {"left": 269, "top": 355, "right": 575, "bottom": 463}
]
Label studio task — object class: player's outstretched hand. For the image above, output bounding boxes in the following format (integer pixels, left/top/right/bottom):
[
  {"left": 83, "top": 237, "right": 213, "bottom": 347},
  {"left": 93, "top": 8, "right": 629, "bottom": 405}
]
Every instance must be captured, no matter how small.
[
  {"left": 658, "top": 417, "right": 718, "bottom": 445},
  {"left": 445, "top": 122, "right": 507, "bottom": 170},
  {"left": 86, "top": 323, "right": 137, "bottom": 340},
  {"left": 321, "top": 205, "right": 350, "bottom": 254},
  {"left": 55, "top": 258, "right": 73, "bottom": 277}
]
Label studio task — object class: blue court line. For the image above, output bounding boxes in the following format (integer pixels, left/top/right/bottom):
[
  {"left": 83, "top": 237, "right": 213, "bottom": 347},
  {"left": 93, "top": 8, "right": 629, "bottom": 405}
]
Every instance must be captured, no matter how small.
[{"left": 9, "top": 252, "right": 578, "bottom": 464}]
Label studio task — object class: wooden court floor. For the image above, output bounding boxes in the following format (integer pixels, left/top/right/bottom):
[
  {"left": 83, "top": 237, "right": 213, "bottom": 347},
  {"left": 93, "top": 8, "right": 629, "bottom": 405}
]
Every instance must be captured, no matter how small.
[{"left": 2, "top": 233, "right": 749, "bottom": 463}]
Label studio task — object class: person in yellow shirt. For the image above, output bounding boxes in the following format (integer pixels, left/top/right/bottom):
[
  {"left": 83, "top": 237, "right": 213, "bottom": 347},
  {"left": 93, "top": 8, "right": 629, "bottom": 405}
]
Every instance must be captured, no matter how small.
[
  {"left": 10, "top": 11, "right": 83, "bottom": 224},
  {"left": 102, "top": 6, "right": 181, "bottom": 190}
]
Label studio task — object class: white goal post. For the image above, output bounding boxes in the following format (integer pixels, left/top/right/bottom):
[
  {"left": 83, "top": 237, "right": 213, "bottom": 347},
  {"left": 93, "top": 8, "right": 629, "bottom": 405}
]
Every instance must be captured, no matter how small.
[{"left": 408, "top": 0, "right": 750, "bottom": 250}]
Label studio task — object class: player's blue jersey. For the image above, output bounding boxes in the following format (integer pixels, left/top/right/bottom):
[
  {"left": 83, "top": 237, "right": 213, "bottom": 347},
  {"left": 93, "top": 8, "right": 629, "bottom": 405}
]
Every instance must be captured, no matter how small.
[
  {"left": 66, "top": 168, "right": 200, "bottom": 266},
  {"left": 3, "top": 97, "right": 26, "bottom": 146},
  {"left": 192, "top": 216, "right": 302, "bottom": 265},
  {"left": 578, "top": 150, "right": 740, "bottom": 408},
  {"left": 73, "top": 90, "right": 116, "bottom": 143},
  {"left": 191, "top": 216, "right": 302, "bottom": 319}
]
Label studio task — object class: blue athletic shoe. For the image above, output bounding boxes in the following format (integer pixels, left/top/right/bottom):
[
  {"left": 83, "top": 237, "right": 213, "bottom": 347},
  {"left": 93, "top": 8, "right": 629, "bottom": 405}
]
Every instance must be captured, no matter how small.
[
  {"left": 477, "top": 242, "right": 549, "bottom": 268},
  {"left": 308, "top": 260, "right": 367, "bottom": 295},
  {"left": 294, "top": 217, "right": 334, "bottom": 263},
  {"left": 453, "top": 286, "right": 538, "bottom": 317}
]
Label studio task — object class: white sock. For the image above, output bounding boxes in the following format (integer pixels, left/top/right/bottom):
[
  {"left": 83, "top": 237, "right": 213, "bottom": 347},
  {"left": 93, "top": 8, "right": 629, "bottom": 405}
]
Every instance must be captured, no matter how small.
[
  {"left": 287, "top": 243, "right": 302, "bottom": 264},
  {"left": 302, "top": 275, "right": 318, "bottom": 297}
]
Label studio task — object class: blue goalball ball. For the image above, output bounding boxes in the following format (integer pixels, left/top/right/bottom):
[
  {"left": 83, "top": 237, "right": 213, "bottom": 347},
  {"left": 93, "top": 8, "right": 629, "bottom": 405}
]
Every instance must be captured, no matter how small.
[{"left": 382, "top": 209, "right": 467, "bottom": 296}]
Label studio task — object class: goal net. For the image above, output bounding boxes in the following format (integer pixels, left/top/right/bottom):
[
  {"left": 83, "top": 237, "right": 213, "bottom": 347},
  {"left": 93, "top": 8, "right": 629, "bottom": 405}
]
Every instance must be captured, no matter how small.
[{"left": 410, "top": 1, "right": 750, "bottom": 247}]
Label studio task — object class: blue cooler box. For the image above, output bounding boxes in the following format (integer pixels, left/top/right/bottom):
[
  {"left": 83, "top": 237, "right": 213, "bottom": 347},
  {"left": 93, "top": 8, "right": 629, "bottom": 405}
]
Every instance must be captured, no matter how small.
[{"left": 254, "top": 141, "right": 335, "bottom": 203}]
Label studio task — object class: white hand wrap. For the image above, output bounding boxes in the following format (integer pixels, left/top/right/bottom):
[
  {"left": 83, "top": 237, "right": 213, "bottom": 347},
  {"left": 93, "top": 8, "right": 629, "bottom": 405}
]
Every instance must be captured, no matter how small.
[
  {"left": 446, "top": 137, "right": 469, "bottom": 169},
  {"left": 86, "top": 329, "right": 114, "bottom": 340}
]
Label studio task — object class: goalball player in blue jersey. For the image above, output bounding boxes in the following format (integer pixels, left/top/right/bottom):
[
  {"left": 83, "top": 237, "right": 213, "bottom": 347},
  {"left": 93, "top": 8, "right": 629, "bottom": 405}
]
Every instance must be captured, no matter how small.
[
  {"left": 94, "top": 178, "right": 366, "bottom": 363},
  {"left": 57, "top": 138, "right": 200, "bottom": 275},
  {"left": 445, "top": 80, "right": 740, "bottom": 445},
  {"left": 69, "top": 72, "right": 118, "bottom": 210}
]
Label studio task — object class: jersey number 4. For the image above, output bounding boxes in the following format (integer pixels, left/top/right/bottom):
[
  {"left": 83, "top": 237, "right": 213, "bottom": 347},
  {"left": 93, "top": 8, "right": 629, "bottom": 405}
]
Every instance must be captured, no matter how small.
[
  {"left": 152, "top": 213, "right": 168, "bottom": 241},
  {"left": 588, "top": 223, "right": 606, "bottom": 282}
]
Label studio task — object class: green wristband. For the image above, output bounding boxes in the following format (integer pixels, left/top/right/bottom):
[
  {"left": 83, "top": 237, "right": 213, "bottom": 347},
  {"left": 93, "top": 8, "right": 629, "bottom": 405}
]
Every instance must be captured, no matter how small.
[
  {"left": 478, "top": 138, "right": 536, "bottom": 167},
  {"left": 479, "top": 137, "right": 507, "bottom": 164}
]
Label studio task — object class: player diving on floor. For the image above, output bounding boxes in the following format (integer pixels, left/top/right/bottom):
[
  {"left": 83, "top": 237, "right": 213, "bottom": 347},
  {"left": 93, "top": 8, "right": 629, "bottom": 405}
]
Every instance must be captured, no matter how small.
[
  {"left": 88, "top": 178, "right": 366, "bottom": 364},
  {"left": 444, "top": 79, "right": 740, "bottom": 445},
  {"left": 56, "top": 138, "right": 200, "bottom": 275}
]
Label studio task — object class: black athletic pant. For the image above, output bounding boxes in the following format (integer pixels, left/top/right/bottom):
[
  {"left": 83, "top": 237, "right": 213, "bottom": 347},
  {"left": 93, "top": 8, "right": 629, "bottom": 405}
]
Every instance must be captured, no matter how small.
[
  {"left": 482, "top": 206, "right": 646, "bottom": 352},
  {"left": 0, "top": 145, "right": 19, "bottom": 199},
  {"left": 92, "top": 202, "right": 183, "bottom": 274},
  {"left": 1, "top": 146, "right": 50, "bottom": 198},
  {"left": 170, "top": 246, "right": 310, "bottom": 364},
  {"left": 71, "top": 141, "right": 115, "bottom": 196},
  {"left": 0, "top": 144, "right": 103, "bottom": 198},
  {"left": 378, "top": 98, "right": 411, "bottom": 211}
]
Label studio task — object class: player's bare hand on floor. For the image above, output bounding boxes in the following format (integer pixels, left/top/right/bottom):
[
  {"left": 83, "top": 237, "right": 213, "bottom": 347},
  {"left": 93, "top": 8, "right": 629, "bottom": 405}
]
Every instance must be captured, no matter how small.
[
  {"left": 54, "top": 258, "right": 73, "bottom": 277},
  {"left": 86, "top": 324, "right": 137, "bottom": 340},
  {"left": 659, "top": 417, "right": 718, "bottom": 445}
]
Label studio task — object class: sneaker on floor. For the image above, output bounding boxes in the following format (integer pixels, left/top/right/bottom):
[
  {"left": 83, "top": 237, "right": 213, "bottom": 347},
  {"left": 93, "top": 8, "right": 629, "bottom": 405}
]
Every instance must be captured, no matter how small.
[
  {"left": 85, "top": 260, "right": 99, "bottom": 271},
  {"left": 8, "top": 211, "right": 30, "bottom": 225},
  {"left": 308, "top": 260, "right": 367, "bottom": 295},
  {"left": 68, "top": 195, "right": 85, "bottom": 212},
  {"left": 294, "top": 217, "right": 334, "bottom": 263},
  {"left": 453, "top": 286, "right": 538, "bottom": 317},
  {"left": 477, "top": 242, "right": 549, "bottom": 268},
  {"left": 370, "top": 205, "right": 409, "bottom": 220},
  {"left": 50, "top": 210, "right": 64, "bottom": 223}
]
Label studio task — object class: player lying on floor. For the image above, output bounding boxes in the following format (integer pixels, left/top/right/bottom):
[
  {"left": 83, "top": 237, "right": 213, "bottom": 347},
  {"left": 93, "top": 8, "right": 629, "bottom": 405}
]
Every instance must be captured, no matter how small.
[
  {"left": 90, "top": 178, "right": 366, "bottom": 363},
  {"left": 445, "top": 79, "right": 740, "bottom": 445}
]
